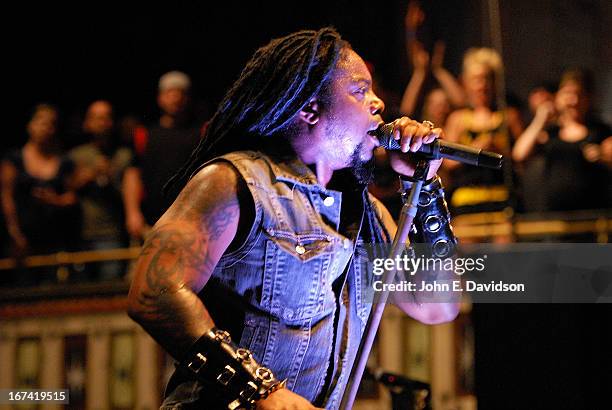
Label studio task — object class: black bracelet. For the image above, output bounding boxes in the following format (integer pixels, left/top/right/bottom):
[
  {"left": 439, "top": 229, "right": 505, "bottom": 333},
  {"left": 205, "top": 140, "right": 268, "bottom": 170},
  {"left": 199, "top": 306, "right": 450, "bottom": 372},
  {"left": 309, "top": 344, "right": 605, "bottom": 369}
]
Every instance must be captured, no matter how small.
[
  {"left": 399, "top": 175, "right": 457, "bottom": 258},
  {"left": 399, "top": 175, "right": 436, "bottom": 190},
  {"left": 181, "top": 328, "right": 285, "bottom": 409}
]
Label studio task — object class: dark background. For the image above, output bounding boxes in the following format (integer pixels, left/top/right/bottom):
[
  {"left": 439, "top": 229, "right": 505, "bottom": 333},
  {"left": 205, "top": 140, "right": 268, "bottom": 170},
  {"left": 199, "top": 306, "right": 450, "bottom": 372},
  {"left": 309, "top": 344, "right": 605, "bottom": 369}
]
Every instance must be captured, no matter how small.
[
  {"left": 6, "top": 1, "right": 611, "bottom": 150},
  {"left": 5, "top": 1, "right": 612, "bottom": 408}
]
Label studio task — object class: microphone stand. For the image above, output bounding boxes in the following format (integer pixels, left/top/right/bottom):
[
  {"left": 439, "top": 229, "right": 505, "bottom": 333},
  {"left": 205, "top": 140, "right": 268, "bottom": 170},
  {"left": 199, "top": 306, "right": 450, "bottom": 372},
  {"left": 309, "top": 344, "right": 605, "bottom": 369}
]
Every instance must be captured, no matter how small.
[{"left": 340, "top": 159, "right": 431, "bottom": 410}]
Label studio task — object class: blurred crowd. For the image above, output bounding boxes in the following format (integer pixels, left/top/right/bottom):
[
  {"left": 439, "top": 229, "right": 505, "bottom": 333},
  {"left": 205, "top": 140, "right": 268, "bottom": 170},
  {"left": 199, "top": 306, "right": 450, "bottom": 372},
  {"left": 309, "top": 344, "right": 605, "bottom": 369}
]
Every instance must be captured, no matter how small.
[
  {"left": 369, "top": 1, "right": 611, "bottom": 225},
  {"left": 1, "top": 71, "right": 204, "bottom": 284},
  {"left": 1, "top": 2, "right": 611, "bottom": 285}
]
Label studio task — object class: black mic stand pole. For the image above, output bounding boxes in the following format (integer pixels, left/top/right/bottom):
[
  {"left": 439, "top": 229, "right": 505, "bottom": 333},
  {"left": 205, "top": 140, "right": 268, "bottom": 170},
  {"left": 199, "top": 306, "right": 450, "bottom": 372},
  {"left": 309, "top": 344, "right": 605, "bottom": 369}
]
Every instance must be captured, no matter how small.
[{"left": 340, "top": 159, "right": 431, "bottom": 410}]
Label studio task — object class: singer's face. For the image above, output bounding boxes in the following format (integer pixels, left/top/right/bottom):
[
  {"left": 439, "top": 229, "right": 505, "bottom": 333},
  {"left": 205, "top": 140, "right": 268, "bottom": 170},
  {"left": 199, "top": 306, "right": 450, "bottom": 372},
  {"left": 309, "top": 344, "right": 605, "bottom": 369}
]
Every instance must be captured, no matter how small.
[{"left": 317, "top": 49, "right": 385, "bottom": 169}]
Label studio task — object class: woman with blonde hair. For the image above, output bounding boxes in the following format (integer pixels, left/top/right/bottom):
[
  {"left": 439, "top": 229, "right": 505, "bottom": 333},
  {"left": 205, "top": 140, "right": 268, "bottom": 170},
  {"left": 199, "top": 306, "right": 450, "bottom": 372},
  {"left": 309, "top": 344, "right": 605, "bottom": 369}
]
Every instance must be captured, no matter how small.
[{"left": 442, "top": 47, "right": 523, "bottom": 219}]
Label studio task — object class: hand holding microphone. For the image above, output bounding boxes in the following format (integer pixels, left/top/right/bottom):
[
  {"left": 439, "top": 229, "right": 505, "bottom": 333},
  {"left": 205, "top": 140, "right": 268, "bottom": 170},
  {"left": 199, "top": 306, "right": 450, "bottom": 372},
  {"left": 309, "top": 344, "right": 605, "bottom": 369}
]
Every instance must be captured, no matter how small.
[
  {"left": 370, "top": 117, "right": 504, "bottom": 170},
  {"left": 374, "top": 117, "right": 444, "bottom": 180}
]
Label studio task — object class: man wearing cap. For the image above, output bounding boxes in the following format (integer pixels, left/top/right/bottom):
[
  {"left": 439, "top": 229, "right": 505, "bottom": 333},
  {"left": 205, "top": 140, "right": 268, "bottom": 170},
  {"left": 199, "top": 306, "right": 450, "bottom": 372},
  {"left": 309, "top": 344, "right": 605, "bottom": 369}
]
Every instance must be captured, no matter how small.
[
  {"left": 128, "top": 29, "right": 458, "bottom": 409},
  {"left": 122, "top": 71, "right": 202, "bottom": 239}
]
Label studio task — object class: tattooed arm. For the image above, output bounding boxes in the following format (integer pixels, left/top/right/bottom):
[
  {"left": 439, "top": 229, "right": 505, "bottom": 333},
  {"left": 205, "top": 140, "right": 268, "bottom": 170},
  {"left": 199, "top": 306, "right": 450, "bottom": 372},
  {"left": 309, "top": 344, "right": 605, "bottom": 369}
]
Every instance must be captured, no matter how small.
[
  {"left": 127, "top": 163, "right": 321, "bottom": 409},
  {"left": 127, "top": 162, "right": 245, "bottom": 359}
]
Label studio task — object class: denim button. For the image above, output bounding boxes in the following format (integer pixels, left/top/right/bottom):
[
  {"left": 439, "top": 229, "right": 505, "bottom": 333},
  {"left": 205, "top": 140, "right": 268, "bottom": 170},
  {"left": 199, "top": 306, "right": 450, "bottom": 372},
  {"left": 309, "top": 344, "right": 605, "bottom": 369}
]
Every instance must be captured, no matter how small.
[
  {"left": 295, "top": 245, "right": 306, "bottom": 255},
  {"left": 323, "top": 196, "right": 335, "bottom": 207},
  {"left": 343, "top": 238, "right": 351, "bottom": 249}
]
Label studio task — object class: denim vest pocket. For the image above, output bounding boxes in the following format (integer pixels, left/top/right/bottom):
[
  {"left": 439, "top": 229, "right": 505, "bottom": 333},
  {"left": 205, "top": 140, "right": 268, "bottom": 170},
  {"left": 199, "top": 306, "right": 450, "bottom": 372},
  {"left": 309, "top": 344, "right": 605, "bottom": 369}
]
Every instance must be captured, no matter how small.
[
  {"left": 353, "top": 241, "right": 373, "bottom": 327},
  {"left": 261, "top": 227, "right": 336, "bottom": 323},
  {"left": 239, "top": 313, "right": 257, "bottom": 350}
]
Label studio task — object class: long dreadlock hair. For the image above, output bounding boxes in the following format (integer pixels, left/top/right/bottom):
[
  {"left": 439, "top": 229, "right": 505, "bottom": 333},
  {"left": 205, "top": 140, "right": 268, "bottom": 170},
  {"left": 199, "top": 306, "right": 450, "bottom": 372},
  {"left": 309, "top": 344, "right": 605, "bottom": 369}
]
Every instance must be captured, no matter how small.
[{"left": 165, "top": 27, "right": 349, "bottom": 194}]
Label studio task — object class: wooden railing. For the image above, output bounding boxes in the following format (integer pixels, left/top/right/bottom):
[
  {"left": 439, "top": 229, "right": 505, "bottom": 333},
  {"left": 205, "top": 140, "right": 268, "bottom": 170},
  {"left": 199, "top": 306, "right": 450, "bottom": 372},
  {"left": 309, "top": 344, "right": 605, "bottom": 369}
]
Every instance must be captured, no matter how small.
[
  {"left": 0, "top": 210, "right": 609, "bottom": 277},
  {"left": 0, "top": 210, "right": 608, "bottom": 410},
  {"left": 452, "top": 210, "right": 612, "bottom": 243}
]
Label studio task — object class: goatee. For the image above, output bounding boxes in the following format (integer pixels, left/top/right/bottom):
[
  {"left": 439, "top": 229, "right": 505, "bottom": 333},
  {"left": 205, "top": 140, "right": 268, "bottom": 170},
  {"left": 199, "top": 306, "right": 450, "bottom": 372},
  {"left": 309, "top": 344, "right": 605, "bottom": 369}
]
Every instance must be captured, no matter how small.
[{"left": 349, "top": 143, "right": 375, "bottom": 185}]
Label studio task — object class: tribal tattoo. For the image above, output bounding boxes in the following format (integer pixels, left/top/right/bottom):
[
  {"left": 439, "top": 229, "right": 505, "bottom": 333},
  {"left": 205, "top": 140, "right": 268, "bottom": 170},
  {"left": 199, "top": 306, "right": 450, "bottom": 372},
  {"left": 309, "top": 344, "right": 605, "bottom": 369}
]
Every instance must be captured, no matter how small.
[
  {"left": 128, "top": 164, "right": 243, "bottom": 357},
  {"left": 140, "top": 227, "right": 208, "bottom": 295},
  {"left": 137, "top": 195, "right": 240, "bottom": 302}
]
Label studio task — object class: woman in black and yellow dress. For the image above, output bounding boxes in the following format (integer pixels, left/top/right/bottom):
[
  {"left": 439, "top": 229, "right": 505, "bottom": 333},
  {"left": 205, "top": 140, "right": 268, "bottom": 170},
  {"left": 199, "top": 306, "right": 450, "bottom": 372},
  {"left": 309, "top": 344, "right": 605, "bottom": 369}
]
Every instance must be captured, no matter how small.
[{"left": 442, "top": 48, "right": 523, "bottom": 221}]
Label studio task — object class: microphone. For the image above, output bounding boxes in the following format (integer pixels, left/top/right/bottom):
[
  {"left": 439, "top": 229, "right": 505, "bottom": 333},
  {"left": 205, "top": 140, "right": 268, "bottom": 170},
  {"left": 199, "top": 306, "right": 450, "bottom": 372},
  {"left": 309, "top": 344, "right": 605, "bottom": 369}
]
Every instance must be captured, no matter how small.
[{"left": 369, "top": 122, "right": 503, "bottom": 169}]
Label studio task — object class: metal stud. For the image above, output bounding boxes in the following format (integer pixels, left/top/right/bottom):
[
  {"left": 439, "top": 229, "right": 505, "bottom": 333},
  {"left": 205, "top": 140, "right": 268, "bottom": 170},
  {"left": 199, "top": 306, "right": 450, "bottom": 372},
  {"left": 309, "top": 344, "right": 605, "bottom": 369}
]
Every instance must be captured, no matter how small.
[
  {"left": 217, "top": 365, "right": 237, "bottom": 386},
  {"left": 236, "top": 348, "right": 253, "bottom": 362},
  {"left": 418, "top": 191, "right": 433, "bottom": 207},
  {"left": 213, "top": 329, "right": 232, "bottom": 343},
  {"left": 433, "top": 239, "right": 450, "bottom": 257},
  {"left": 255, "top": 366, "right": 275, "bottom": 383},
  {"left": 187, "top": 353, "right": 207, "bottom": 373},
  {"left": 424, "top": 215, "right": 442, "bottom": 233},
  {"left": 239, "top": 381, "right": 258, "bottom": 402}
]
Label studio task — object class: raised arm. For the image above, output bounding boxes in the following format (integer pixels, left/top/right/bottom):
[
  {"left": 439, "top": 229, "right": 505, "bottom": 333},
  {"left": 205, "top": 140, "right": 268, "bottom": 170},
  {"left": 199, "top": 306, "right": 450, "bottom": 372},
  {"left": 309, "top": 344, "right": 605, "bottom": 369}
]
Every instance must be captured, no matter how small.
[
  {"left": 431, "top": 41, "right": 466, "bottom": 108},
  {"left": 512, "top": 102, "right": 553, "bottom": 162},
  {"left": 400, "top": 1, "right": 427, "bottom": 117},
  {"left": 399, "top": 42, "right": 429, "bottom": 116},
  {"left": 127, "top": 162, "right": 241, "bottom": 358}
]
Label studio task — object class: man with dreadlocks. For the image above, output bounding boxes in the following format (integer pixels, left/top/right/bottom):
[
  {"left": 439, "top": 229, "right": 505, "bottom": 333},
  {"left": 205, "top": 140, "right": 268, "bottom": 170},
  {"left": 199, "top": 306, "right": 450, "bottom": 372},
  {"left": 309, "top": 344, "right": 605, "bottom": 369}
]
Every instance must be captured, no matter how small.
[{"left": 128, "top": 28, "right": 458, "bottom": 409}]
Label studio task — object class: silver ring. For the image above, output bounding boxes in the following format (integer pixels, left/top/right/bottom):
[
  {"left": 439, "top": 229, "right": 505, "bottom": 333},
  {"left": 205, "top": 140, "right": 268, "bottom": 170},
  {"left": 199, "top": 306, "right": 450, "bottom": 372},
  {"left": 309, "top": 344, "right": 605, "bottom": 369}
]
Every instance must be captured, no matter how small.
[{"left": 422, "top": 120, "right": 435, "bottom": 130}]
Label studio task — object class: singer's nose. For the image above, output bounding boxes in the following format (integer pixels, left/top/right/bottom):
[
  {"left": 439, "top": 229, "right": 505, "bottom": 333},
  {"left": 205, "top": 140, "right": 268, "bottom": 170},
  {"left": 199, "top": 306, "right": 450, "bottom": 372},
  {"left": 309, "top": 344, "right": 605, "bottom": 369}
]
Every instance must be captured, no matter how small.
[{"left": 370, "top": 95, "right": 385, "bottom": 116}]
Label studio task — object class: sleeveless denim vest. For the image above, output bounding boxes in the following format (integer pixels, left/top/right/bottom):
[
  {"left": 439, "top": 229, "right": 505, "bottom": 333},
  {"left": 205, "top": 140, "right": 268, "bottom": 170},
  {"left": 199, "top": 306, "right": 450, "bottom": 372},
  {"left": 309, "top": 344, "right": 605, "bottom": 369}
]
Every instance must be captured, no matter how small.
[{"left": 162, "top": 151, "right": 390, "bottom": 409}]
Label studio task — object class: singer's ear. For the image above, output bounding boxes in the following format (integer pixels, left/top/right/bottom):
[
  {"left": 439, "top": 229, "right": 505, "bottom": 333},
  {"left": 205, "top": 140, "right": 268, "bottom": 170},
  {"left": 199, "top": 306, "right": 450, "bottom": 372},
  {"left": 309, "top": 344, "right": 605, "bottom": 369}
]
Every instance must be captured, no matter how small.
[{"left": 299, "top": 99, "right": 320, "bottom": 125}]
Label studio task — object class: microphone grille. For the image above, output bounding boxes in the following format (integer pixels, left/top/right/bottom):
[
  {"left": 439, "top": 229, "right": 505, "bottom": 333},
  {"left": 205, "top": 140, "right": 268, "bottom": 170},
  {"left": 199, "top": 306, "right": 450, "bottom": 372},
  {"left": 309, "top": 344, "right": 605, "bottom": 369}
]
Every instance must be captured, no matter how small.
[{"left": 371, "top": 123, "right": 400, "bottom": 150}]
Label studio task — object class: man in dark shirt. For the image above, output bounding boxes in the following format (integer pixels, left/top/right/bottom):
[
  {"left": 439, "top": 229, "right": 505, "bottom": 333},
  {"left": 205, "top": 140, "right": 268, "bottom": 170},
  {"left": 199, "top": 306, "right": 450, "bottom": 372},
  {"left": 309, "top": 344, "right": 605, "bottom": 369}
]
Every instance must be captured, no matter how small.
[
  {"left": 70, "top": 100, "right": 132, "bottom": 279},
  {"left": 122, "top": 71, "right": 201, "bottom": 239}
]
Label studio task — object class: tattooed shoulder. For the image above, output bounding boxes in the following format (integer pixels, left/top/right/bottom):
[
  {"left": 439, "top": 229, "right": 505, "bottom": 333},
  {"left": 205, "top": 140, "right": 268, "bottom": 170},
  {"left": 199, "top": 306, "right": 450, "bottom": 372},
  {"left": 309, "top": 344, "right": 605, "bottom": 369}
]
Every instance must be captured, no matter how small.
[
  {"left": 137, "top": 163, "right": 243, "bottom": 297},
  {"left": 164, "top": 162, "right": 242, "bottom": 227},
  {"left": 139, "top": 225, "right": 211, "bottom": 296},
  {"left": 206, "top": 198, "right": 240, "bottom": 240}
]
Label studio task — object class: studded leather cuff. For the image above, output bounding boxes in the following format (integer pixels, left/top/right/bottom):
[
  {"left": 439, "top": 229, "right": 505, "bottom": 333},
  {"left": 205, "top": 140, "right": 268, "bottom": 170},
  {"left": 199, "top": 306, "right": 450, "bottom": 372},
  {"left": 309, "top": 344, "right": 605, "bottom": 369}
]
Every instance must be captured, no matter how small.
[
  {"left": 400, "top": 175, "right": 457, "bottom": 258},
  {"left": 181, "top": 328, "right": 285, "bottom": 409}
]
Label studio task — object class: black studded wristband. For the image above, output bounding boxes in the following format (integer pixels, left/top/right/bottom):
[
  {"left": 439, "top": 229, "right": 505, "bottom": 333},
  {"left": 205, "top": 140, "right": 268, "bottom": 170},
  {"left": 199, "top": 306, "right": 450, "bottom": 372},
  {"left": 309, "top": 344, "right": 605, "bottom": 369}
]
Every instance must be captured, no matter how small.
[
  {"left": 181, "top": 328, "right": 285, "bottom": 409},
  {"left": 399, "top": 175, "right": 457, "bottom": 258}
]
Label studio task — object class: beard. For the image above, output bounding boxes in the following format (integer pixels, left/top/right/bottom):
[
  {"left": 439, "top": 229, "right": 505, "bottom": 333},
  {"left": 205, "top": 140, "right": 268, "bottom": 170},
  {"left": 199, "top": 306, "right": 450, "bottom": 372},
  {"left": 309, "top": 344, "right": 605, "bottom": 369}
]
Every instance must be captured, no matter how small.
[
  {"left": 349, "top": 142, "right": 375, "bottom": 185},
  {"left": 322, "top": 114, "right": 375, "bottom": 184}
]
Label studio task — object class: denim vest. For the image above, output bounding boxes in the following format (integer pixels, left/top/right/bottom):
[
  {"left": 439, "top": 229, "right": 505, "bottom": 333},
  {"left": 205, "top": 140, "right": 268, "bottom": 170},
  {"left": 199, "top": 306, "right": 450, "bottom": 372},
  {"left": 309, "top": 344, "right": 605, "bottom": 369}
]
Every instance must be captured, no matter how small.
[{"left": 162, "top": 151, "right": 390, "bottom": 409}]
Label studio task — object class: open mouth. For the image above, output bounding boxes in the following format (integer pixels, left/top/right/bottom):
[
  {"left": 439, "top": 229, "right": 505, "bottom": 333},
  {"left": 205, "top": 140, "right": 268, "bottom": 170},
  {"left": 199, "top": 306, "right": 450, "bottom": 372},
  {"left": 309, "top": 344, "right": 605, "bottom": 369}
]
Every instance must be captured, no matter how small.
[
  {"left": 367, "top": 122, "right": 384, "bottom": 137},
  {"left": 368, "top": 121, "right": 385, "bottom": 133},
  {"left": 367, "top": 131, "right": 381, "bottom": 148}
]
